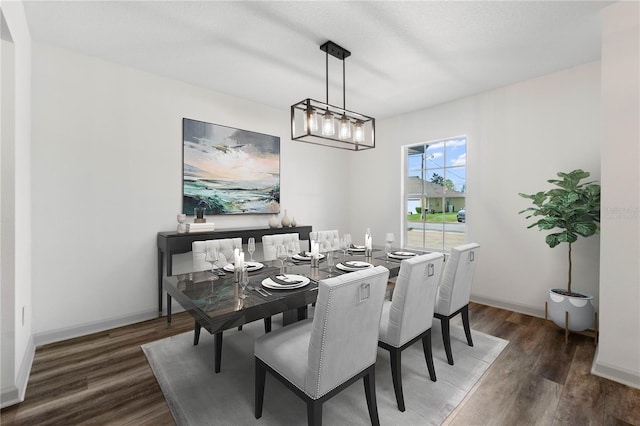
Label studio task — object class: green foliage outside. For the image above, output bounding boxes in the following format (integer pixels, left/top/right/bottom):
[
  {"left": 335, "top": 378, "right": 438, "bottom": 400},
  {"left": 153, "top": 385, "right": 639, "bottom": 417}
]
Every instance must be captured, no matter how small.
[{"left": 407, "top": 212, "right": 458, "bottom": 223}]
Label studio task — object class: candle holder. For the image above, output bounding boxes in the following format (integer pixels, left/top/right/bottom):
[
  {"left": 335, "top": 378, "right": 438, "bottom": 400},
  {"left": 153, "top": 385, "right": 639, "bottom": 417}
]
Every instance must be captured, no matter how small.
[
  {"left": 365, "top": 248, "right": 373, "bottom": 258},
  {"left": 234, "top": 264, "right": 242, "bottom": 283}
]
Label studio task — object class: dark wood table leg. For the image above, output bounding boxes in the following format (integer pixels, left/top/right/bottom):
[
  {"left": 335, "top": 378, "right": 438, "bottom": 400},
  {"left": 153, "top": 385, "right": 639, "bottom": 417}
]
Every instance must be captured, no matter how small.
[
  {"left": 194, "top": 322, "right": 201, "bottom": 345},
  {"left": 297, "top": 306, "right": 308, "bottom": 321},
  {"left": 282, "top": 310, "right": 297, "bottom": 326},
  {"left": 214, "top": 332, "right": 223, "bottom": 373}
]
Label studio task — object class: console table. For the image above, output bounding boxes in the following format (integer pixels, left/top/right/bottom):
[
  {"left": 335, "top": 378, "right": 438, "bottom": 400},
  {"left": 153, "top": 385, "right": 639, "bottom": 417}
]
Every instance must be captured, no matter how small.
[{"left": 156, "top": 225, "right": 312, "bottom": 315}]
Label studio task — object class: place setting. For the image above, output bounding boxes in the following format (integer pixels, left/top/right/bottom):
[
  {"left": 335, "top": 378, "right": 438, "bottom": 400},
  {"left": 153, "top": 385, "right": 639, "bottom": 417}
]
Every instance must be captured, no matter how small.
[
  {"left": 347, "top": 244, "right": 366, "bottom": 254},
  {"left": 247, "top": 273, "right": 317, "bottom": 300},
  {"left": 262, "top": 273, "right": 311, "bottom": 290},
  {"left": 222, "top": 261, "right": 264, "bottom": 273},
  {"left": 291, "top": 251, "right": 325, "bottom": 262},
  {"left": 335, "top": 260, "right": 374, "bottom": 272},
  {"left": 387, "top": 251, "right": 418, "bottom": 260}
]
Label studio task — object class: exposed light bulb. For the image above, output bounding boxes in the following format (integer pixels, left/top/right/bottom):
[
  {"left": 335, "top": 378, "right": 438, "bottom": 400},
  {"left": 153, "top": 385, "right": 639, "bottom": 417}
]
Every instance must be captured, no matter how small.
[
  {"left": 322, "top": 110, "right": 335, "bottom": 136},
  {"left": 338, "top": 114, "right": 351, "bottom": 139},
  {"left": 353, "top": 121, "right": 365, "bottom": 143},
  {"left": 308, "top": 109, "right": 318, "bottom": 132}
]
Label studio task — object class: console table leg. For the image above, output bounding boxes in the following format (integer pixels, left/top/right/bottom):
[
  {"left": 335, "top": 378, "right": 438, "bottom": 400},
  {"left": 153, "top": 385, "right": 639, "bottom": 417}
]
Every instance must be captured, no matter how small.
[
  {"left": 166, "top": 294, "right": 172, "bottom": 325},
  {"left": 158, "top": 248, "right": 164, "bottom": 317}
]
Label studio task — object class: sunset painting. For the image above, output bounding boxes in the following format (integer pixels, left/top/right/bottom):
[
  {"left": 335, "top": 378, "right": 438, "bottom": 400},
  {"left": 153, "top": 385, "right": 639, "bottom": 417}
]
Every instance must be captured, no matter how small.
[{"left": 183, "top": 118, "right": 280, "bottom": 215}]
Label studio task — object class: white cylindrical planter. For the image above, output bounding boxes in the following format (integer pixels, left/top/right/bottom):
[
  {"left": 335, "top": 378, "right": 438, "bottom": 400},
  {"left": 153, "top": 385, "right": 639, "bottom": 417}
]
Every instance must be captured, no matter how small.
[{"left": 547, "top": 289, "right": 595, "bottom": 331}]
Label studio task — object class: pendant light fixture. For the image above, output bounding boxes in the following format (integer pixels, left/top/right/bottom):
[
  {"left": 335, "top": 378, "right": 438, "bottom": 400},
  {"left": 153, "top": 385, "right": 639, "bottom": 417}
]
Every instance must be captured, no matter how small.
[{"left": 291, "top": 41, "right": 375, "bottom": 151}]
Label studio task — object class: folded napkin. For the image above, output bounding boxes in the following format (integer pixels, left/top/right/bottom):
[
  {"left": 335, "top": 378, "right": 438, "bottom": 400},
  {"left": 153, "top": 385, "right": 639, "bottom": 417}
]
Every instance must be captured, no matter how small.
[
  {"left": 270, "top": 274, "right": 303, "bottom": 286},
  {"left": 392, "top": 251, "right": 416, "bottom": 257},
  {"left": 343, "top": 261, "right": 371, "bottom": 269}
]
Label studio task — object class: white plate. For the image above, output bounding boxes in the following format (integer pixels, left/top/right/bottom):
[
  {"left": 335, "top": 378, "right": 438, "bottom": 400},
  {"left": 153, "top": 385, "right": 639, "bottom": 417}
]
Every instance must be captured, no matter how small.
[
  {"left": 293, "top": 253, "right": 326, "bottom": 261},
  {"left": 348, "top": 245, "right": 366, "bottom": 252},
  {"left": 261, "top": 274, "right": 310, "bottom": 290},
  {"left": 223, "top": 261, "right": 264, "bottom": 272},
  {"left": 336, "top": 261, "right": 373, "bottom": 272},
  {"left": 388, "top": 251, "right": 417, "bottom": 259}
]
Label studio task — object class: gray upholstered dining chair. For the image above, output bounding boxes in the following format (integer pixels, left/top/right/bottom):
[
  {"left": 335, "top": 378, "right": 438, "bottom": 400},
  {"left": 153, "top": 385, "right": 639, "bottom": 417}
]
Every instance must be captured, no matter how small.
[
  {"left": 191, "top": 238, "right": 271, "bottom": 373},
  {"left": 192, "top": 238, "right": 241, "bottom": 271},
  {"left": 261, "top": 233, "right": 301, "bottom": 261},
  {"left": 254, "top": 266, "right": 390, "bottom": 426},
  {"left": 434, "top": 243, "right": 480, "bottom": 365},
  {"left": 309, "top": 230, "right": 341, "bottom": 252},
  {"left": 378, "top": 252, "right": 445, "bottom": 412}
]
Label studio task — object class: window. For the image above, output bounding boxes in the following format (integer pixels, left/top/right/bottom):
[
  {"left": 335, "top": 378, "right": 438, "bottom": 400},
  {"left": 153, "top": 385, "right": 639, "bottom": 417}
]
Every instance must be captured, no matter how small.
[{"left": 404, "top": 136, "right": 467, "bottom": 251}]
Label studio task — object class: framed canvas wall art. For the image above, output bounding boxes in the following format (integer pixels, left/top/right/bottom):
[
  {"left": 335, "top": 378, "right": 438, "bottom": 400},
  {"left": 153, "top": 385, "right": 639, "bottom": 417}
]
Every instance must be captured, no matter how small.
[{"left": 183, "top": 118, "right": 280, "bottom": 215}]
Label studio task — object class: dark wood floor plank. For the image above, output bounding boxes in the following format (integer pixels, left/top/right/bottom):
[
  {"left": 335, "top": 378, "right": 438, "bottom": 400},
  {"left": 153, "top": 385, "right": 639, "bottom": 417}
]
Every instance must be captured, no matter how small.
[
  {"left": 553, "top": 345, "right": 608, "bottom": 425},
  {"left": 2, "top": 303, "right": 639, "bottom": 426},
  {"left": 603, "top": 380, "right": 640, "bottom": 425}
]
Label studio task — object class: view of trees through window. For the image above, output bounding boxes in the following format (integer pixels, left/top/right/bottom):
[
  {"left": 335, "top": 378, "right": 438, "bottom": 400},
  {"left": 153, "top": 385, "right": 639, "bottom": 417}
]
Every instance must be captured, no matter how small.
[{"left": 404, "top": 136, "right": 467, "bottom": 251}]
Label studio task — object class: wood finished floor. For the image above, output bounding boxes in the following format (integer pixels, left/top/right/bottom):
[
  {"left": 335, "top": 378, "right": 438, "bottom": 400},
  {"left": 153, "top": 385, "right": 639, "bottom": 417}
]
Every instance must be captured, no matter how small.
[{"left": 2, "top": 303, "right": 639, "bottom": 425}]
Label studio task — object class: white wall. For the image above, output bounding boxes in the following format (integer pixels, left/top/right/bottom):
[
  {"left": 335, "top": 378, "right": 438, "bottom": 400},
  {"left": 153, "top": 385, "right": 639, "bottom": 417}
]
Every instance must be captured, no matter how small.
[
  {"left": 0, "top": 1, "right": 34, "bottom": 408},
  {"left": 30, "top": 43, "right": 350, "bottom": 342},
  {"left": 593, "top": 1, "right": 640, "bottom": 389},
  {"left": 350, "top": 61, "right": 602, "bottom": 317}
]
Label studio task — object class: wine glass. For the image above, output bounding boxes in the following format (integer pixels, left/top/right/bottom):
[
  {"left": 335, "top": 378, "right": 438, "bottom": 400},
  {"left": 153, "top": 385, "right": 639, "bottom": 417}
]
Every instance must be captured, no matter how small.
[
  {"left": 276, "top": 245, "right": 288, "bottom": 274},
  {"left": 385, "top": 233, "right": 395, "bottom": 262},
  {"left": 286, "top": 242, "right": 297, "bottom": 267},
  {"left": 384, "top": 243, "right": 392, "bottom": 263},
  {"left": 205, "top": 249, "right": 220, "bottom": 280},
  {"left": 239, "top": 266, "right": 249, "bottom": 299},
  {"left": 344, "top": 234, "right": 352, "bottom": 251},
  {"left": 204, "top": 249, "right": 219, "bottom": 304},
  {"left": 326, "top": 250, "right": 335, "bottom": 277},
  {"left": 340, "top": 236, "right": 349, "bottom": 258},
  {"left": 248, "top": 237, "right": 256, "bottom": 261}
]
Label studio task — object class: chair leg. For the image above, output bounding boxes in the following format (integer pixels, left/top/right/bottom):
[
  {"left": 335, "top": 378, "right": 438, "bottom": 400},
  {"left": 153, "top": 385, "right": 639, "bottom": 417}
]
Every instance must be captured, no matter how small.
[
  {"left": 264, "top": 317, "right": 272, "bottom": 333},
  {"left": 307, "top": 400, "right": 322, "bottom": 426},
  {"left": 214, "top": 332, "right": 223, "bottom": 373},
  {"left": 461, "top": 304, "right": 474, "bottom": 347},
  {"left": 422, "top": 329, "right": 437, "bottom": 382},
  {"left": 193, "top": 321, "right": 201, "bottom": 346},
  {"left": 364, "top": 367, "right": 380, "bottom": 426},
  {"left": 441, "top": 317, "right": 454, "bottom": 365},
  {"left": 389, "top": 348, "right": 405, "bottom": 412},
  {"left": 255, "top": 358, "right": 266, "bottom": 419},
  {"left": 238, "top": 325, "right": 243, "bottom": 331}
]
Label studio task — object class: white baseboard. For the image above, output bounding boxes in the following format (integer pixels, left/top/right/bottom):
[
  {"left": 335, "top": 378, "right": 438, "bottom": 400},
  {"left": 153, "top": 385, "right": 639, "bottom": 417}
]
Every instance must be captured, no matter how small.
[
  {"left": 1, "top": 336, "right": 35, "bottom": 409},
  {"left": 33, "top": 305, "right": 186, "bottom": 347},
  {"left": 592, "top": 347, "right": 640, "bottom": 389},
  {"left": 470, "top": 294, "right": 546, "bottom": 319},
  {"left": 0, "top": 385, "right": 19, "bottom": 409}
]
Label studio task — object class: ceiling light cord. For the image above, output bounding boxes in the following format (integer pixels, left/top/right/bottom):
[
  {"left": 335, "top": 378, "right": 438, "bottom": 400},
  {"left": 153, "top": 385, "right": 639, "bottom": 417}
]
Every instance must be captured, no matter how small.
[
  {"left": 326, "top": 48, "right": 329, "bottom": 106},
  {"left": 343, "top": 59, "right": 346, "bottom": 112}
]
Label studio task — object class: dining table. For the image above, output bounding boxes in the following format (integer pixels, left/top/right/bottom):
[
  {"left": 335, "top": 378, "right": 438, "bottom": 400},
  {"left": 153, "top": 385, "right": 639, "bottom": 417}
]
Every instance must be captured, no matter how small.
[{"left": 163, "top": 246, "right": 425, "bottom": 372}]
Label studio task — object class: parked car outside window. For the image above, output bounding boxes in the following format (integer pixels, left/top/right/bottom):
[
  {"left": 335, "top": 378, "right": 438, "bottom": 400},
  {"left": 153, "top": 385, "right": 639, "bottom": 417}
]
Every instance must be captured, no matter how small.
[{"left": 457, "top": 208, "right": 466, "bottom": 223}]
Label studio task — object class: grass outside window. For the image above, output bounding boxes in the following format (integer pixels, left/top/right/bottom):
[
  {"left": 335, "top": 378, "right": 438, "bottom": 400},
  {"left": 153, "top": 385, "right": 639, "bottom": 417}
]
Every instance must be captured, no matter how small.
[{"left": 407, "top": 212, "right": 459, "bottom": 223}]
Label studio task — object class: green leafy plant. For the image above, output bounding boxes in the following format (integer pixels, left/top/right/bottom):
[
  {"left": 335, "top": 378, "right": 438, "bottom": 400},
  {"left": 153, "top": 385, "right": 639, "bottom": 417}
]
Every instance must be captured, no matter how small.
[{"left": 519, "top": 169, "right": 601, "bottom": 296}]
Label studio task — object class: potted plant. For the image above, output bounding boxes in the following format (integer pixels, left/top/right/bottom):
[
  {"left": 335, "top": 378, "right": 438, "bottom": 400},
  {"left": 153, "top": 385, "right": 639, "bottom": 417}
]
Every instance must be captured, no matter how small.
[{"left": 519, "top": 169, "right": 601, "bottom": 331}]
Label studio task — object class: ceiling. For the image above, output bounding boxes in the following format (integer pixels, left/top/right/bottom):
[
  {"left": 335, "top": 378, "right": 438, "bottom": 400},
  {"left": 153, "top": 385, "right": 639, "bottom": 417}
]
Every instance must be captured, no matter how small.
[{"left": 23, "top": 1, "right": 612, "bottom": 119}]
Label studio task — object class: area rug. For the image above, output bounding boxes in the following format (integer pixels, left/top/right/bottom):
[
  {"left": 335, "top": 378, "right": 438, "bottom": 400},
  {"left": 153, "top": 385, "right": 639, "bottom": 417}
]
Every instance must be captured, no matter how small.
[{"left": 142, "top": 317, "right": 508, "bottom": 425}]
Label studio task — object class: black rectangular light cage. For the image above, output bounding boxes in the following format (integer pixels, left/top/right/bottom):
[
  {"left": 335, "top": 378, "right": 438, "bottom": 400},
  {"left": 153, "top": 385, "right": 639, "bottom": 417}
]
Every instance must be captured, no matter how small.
[{"left": 291, "top": 98, "right": 375, "bottom": 151}]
